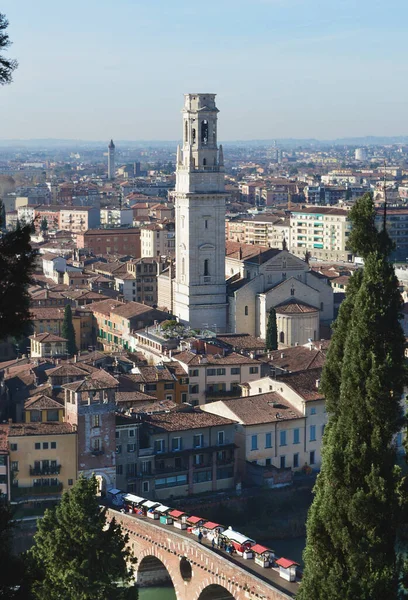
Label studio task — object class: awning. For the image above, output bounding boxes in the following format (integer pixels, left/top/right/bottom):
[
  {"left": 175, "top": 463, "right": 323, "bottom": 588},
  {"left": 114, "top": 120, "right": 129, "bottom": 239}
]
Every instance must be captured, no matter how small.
[
  {"left": 154, "top": 505, "right": 170, "bottom": 513},
  {"left": 107, "top": 488, "right": 122, "bottom": 495},
  {"left": 143, "top": 500, "right": 159, "bottom": 509},
  {"left": 123, "top": 494, "right": 145, "bottom": 504},
  {"left": 223, "top": 528, "right": 255, "bottom": 545},
  {"left": 187, "top": 516, "right": 204, "bottom": 524},
  {"left": 169, "top": 510, "right": 185, "bottom": 519},
  {"left": 203, "top": 521, "right": 222, "bottom": 530},
  {"left": 251, "top": 544, "right": 271, "bottom": 555},
  {"left": 276, "top": 557, "right": 298, "bottom": 569}
]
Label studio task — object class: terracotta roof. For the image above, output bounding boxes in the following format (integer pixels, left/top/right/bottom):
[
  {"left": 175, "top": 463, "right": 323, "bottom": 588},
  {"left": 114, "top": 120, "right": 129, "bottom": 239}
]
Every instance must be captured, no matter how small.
[
  {"left": 172, "top": 351, "right": 260, "bottom": 366},
  {"left": 45, "top": 363, "right": 96, "bottom": 377},
  {"left": 275, "top": 300, "right": 319, "bottom": 314},
  {"left": 276, "top": 557, "right": 298, "bottom": 568},
  {"left": 214, "top": 392, "right": 302, "bottom": 425},
  {"left": 291, "top": 206, "right": 348, "bottom": 217},
  {"left": 267, "top": 347, "right": 326, "bottom": 373},
  {"left": 8, "top": 422, "right": 74, "bottom": 437},
  {"left": 24, "top": 394, "right": 62, "bottom": 410},
  {"left": 62, "top": 370, "right": 119, "bottom": 392},
  {"left": 88, "top": 299, "right": 124, "bottom": 317},
  {"left": 115, "top": 390, "right": 158, "bottom": 403},
  {"left": 216, "top": 334, "right": 266, "bottom": 351},
  {"left": 29, "top": 332, "right": 67, "bottom": 343},
  {"left": 277, "top": 367, "right": 324, "bottom": 402},
  {"left": 146, "top": 408, "right": 235, "bottom": 432},
  {"left": 30, "top": 308, "right": 66, "bottom": 320}
]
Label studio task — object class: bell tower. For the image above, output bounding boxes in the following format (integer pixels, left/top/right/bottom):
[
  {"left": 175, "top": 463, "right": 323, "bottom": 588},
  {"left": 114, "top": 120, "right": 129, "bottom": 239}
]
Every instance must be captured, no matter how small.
[{"left": 173, "top": 93, "right": 227, "bottom": 331}]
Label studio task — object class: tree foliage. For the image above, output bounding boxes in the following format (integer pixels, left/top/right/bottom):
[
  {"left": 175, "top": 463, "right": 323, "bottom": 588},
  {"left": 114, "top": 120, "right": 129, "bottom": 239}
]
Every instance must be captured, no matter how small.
[
  {"left": 298, "top": 196, "right": 406, "bottom": 600},
  {"left": 29, "top": 476, "right": 137, "bottom": 600},
  {"left": 0, "top": 214, "right": 36, "bottom": 342},
  {"left": 61, "top": 304, "right": 77, "bottom": 356},
  {"left": 266, "top": 308, "right": 278, "bottom": 351},
  {"left": 0, "top": 13, "right": 18, "bottom": 85},
  {"left": 0, "top": 499, "right": 28, "bottom": 599}
]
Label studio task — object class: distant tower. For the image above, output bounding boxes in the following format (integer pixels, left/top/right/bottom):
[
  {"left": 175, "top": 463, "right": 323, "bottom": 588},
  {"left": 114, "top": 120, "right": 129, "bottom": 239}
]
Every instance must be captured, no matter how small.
[
  {"left": 173, "top": 93, "right": 227, "bottom": 331},
  {"left": 108, "top": 139, "right": 115, "bottom": 179}
]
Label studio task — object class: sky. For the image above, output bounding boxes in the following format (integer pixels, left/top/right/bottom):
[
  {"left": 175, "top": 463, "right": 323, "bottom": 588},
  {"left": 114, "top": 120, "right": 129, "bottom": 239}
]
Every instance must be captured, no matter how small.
[{"left": 0, "top": 0, "right": 407, "bottom": 141}]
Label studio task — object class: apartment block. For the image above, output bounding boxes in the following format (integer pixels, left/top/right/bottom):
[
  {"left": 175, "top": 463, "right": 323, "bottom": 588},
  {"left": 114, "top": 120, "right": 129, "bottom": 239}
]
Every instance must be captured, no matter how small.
[
  {"left": 77, "top": 228, "right": 141, "bottom": 257},
  {"left": 59, "top": 207, "right": 100, "bottom": 232},
  {"left": 140, "top": 222, "right": 175, "bottom": 258}
]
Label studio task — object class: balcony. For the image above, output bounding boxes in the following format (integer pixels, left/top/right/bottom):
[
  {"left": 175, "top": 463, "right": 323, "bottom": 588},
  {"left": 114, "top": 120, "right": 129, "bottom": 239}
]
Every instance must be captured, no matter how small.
[
  {"left": 11, "top": 483, "right": 63, "bottom": 500},
  {"left": 30, "top": 465, "right": 61, "bottom": 476},
  {"left": 91, "top": 448, "right": 104, "bottom": 456},
  {"left": 139, "top": 447, "right": 154, "bottom": 457}
]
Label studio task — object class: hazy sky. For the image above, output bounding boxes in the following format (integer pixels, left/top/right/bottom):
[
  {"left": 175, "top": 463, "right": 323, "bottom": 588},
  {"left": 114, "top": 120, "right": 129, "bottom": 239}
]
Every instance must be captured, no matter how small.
[{"left": 0, "top": 0, "right": 407, "bottom": 141}]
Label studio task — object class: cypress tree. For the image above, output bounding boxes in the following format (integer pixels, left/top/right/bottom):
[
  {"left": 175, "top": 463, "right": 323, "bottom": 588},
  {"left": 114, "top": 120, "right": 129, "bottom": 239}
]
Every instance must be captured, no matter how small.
[
  {"left": 298, "top": 200, "right": 406, "bottom": 599},
  {"left": 61, "top": 304, "right": 77, "bottom": 356},
  {"left": 29, "top": 476, "right": 137, "bottom": 600},
  {"left": 266, "top": 308, "right": 278, "bottom": 350}
]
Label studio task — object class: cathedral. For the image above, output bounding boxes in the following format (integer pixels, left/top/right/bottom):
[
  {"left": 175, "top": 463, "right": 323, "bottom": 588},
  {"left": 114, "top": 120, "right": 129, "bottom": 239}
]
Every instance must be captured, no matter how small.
[{"left": 158, "top": 93, "right": 334, "bottom": 343}]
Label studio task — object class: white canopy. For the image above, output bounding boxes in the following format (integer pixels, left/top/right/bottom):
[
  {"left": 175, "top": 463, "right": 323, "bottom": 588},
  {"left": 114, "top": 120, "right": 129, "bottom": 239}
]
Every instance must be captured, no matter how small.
[
  {"left": 123, "top": 494, "right": 145, "bottom": 504},
  {"left": 107, "top": 488, "right": 121, "bottom": 496},
  {"left": 223, "top": 528, "right": 256, "bottom": 546},
  {"left": 154, "top": 505, "right": 170, "bottom": 513},
  {"left": 143, "top": 500, "right": 159, "bottom": 509}
]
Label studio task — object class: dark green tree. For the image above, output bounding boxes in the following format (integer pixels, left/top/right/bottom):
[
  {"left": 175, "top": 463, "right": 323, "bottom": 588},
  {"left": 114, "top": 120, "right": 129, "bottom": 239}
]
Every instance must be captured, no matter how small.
[
  {"left": 40, "top": 217, "right": 48, "bottom": 234},
  {"left": 265, "top": 308, "right": 278, "bottom": 351},
  {"left": 29, "top": 476, "right": 137, "bottom": 600},
  {"left": 0, "top": 498, "right": 28, "bottom": 599},
  {"left": 0, "top": 211, "right": 36, "bottom": 342},
  {"left": 61, "top": 304, "right": 77, "bottom": 356},
  {"left": 298, "top": 202, "right": 406, "bottom": 599},
  {"left": 0, "top": 13, "right": 17, "bottom": 85}
]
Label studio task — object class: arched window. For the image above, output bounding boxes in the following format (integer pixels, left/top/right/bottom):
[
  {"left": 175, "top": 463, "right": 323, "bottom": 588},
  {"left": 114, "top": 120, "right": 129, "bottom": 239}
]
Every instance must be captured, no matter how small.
[
  {"left": 201, "top": 120, "right": 208, "bottom": 145},
  {"left": 203, "top": 158, "right": 207, "bottom": 166},
  {"left": 184, "top": 121, "right": 188, "bottom": 143},
  {"left": 291, "top": 286, "right": 295, "bottom": 296},
  {"left": 192, "top": 128, "right": 196, "bottom": 143},
  {"left": 280, "top": 331, "right": 285, "bottom": 343},
  {"left": 244, "top": 306, "right": 248, "bottom": 316},
  {"left": 204, "top": 259, "right": 209, "bottom": 276}
]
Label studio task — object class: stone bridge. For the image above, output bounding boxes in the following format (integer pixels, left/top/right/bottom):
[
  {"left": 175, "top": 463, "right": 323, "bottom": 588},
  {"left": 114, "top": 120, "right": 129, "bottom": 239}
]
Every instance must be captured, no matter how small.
[{"left": 107, "top": 509, "right": 297, "bottom": 600}]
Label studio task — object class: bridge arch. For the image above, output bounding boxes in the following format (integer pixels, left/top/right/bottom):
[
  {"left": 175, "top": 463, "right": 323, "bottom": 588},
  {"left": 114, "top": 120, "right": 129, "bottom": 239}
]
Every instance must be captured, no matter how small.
[
  {"left": 197, "top": 583, "right": 236, "bottom": 600},
  {"left": 136, "top": 547, "right": 178, "bottom": 595}
]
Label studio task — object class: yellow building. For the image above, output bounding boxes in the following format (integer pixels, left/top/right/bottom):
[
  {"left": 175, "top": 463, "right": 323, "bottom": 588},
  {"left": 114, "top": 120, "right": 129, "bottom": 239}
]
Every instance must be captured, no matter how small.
[
  {"left": 8, "top": 421, "right": 77, "bottom": 504},
  {"left": 24, "top": 394, "right": 65, "bottom": 424}
]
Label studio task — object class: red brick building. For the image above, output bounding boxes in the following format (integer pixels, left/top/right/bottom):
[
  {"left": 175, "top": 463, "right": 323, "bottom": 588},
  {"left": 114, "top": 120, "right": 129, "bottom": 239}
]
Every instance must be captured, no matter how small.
[{"left": 76, "top": 228, "right": 141, "bottom": 257}]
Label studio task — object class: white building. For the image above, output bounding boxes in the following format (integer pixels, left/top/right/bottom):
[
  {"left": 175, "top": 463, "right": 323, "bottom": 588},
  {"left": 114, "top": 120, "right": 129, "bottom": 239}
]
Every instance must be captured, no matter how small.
[
  {"left": 100, "top": 208, "right": 133, "bottom": 228},
  {"left": 141, "top": 222, "right": 175, "bottom": 258},
  {"left": 173, "top": 93, "right": 227, "bottom": 331},
  {"left": 355, "top": 148, "right": 367, "bottom": 161}
]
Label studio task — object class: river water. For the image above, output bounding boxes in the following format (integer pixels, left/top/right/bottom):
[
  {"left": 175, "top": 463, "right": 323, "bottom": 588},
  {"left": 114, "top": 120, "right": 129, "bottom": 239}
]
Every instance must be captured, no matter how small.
[{"left": 139, "top": 587, "right": 176, "bottom": 600}]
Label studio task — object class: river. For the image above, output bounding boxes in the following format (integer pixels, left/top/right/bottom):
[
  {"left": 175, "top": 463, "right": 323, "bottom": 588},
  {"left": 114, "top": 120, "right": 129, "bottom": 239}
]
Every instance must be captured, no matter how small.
[{"left": 139, "top": 587, "right": 176, "bottom": 600}]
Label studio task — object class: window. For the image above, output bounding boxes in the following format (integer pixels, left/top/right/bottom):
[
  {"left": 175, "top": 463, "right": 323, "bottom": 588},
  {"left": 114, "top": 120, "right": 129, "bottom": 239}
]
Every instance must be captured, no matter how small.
[
  {"left": 310, "top": 450, "right": 315, "bottom": 465},
  {"left": 310, "top": 425, "right": 316, "bottom": 442},
  {"left": 249, "top": 366, "right": 259, "bottom": 374},
  {"left": 164, "top": 383, "right": 174, "bottom": 390},
  {"left": 92, "top": 414, "right": 100, "bottom": 428},
  {"left": 172, "top": 437, "right": 182, "bottom": 451},
  {"left": 216, "top": 368, "right": 226, "bottom": 376},
  {"left": 127, "top": 463, "right": 136, "bottom": 476},
  {"left": 293, "top": 453, "right": 299, "bottom": 468},
  {"left": 280, "top": 431, "right": 286, "bottom": 446},
  {"left": 244, "top": 306, "right": 248, "bottom": 316},
  {"left": 34, "top": 443, "right": 40, "bottom": 450},
  {"left": 201, "top": 119, "right": 208, "bottom": 145},
  {"left": 205, "top": 219, "right": 208, "bottom": 228},
  {"left": 92, "top": 438, "right": 101, "bottom": 452},
  {"left": 142, "top": 481, "right": 150, "bottom": 493},
  {"left": 189, "top": 384, "right": 199, "bottom": 394},
  {"left": 217, "top": 431, "right": 225, "bottom": 446},
  {"left": 11, "top": 461, "right": 18, "bottom": 471},
  {"left": 280, "top": 331, "right": 285, "bottom": 344},
  {"left": 251, "top": 434, "right": 258, "bottom": 450},
  {"left": 68, "top": 479, "right": 73, "bottom": 486},
  {"left": 204, "top": 259, "right": 209, "bottom": 277},
  {"left": 47, "top": 409, "right": 59, "bottom": 422},
  {"left": 116, "top": 444, "right": 122, "bottom": 454},
  {"left": 30, "top": 410, "right": 41, "bottom": 422},
  {"left": 231, "top": 367, "right": 240, "bottom": 375},
  {"left": 145, "top": 383, "right": 157, "bottom": 392},
  {"left": 51, "top": 442, "right": 56, "bottom": 449},
  {"left": 265, "top": 458, "right": 272, "bottom": 466},
  {"left": 320, "top": 302, "right": 324, "bottom": 311},
  {"left": 207, "top": 368, "right": 216, "bottom": 376},
  {"left": 189, "top": 369, "right": 199, "bottom": 377},
  {"left": 290, "top": 286, "right": 295, "bottom": 296},
  {"left": 217, "top": 466, "right": 233, "bottom": 480},
  {"left": 127, "top": 443, "right": 136, "bottom": 453},
  {"left": 155, "top": 474, "right": 187, "bottom": 489},
  {"left": 280, "top": 456, "right": 286, "bottom": 469},
  {"left": 265, "top": 432, "right": 272, "bottom": 448},
  {"left": 193, "top": 470, "right": 212, "bottom": 483},
  {"left": 116, "top": 464, "right": 123, "bottom": 475},
  {"left": 42, "top": 442, "right": 49, "bottom": 450},
  {"left": 193, "top": 434, "right": 203, "bottom": 448},
  {"left": 115, "top": 431, "right": 120, "bottom": 439},
  {"left": 128, "top": 429, "right": 135, "bottom": 438},
  {"left": 155, "top": 439, "right": 165, "bottom": 453},
  {"left": 310, "top": 407, "right": 316, "bottom": 415},
  {"left": 293, "top": 428, "right": 300, "bottom": 444}
]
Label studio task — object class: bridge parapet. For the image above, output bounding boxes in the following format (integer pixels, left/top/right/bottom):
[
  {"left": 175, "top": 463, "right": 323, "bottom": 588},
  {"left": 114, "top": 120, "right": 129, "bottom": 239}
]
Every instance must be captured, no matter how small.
[{"left": 107, "top": 508, "right": 296, "bottom": 600}]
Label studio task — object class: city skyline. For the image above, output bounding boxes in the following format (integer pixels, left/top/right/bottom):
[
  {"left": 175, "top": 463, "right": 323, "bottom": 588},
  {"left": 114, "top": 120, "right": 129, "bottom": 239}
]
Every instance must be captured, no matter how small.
[{"left": 1, "top": 0, "right": 408, "bottom": 141}]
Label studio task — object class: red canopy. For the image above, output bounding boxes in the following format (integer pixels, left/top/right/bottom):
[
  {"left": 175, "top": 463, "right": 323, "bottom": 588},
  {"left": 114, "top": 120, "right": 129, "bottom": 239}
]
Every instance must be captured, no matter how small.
[
  {"left": 169, "top": 510, "right": 185, "bottom": 519},
  {"left": 203, "top": 521, "right": 221, "bottom": 530},
  {"left": 276, "top": 557, "right": 298, "bottom": 569},
  {"left": 251, "top": 544, "right": 270, "bottom": 555},
  {"left": 187, "top": 516, "right": 203, "bottom": 524}
]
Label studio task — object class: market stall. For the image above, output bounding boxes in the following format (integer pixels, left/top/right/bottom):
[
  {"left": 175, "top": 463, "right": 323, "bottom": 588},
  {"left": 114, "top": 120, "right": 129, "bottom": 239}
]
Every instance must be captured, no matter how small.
[
  {"left": 275, "top": 557, "right": 299, "bottom": 582},
  {"left": 252, "top": 544, "right": 274, "bottom": 568},
  {"left": 223, "top": 527, "right": 256, "bottom": 559},
  {"left": 169, "top": 509, "right": 188, "bottom": 529}
]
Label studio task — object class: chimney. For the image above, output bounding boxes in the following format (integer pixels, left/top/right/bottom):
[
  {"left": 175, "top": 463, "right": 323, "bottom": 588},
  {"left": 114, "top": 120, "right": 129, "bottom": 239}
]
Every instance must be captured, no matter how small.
[{"left": 316, "top": 379, "right": 320, "bottom": 389}]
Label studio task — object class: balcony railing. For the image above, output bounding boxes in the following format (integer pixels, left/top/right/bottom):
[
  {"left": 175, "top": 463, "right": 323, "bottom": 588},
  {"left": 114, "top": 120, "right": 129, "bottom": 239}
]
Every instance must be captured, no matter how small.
[
  {"left": 30, "top": 465, "right": 61, "bottom": 476},
  {"left": 139, "top": 447, "right": 154, "bottom": 457},
  {"left": 11, "top": 483, "right": 63, "bottom": 499}
]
